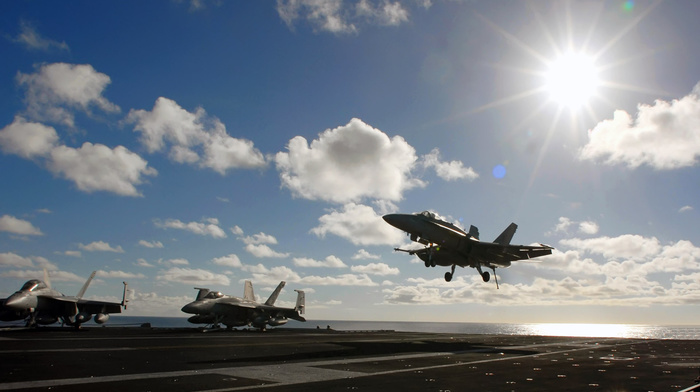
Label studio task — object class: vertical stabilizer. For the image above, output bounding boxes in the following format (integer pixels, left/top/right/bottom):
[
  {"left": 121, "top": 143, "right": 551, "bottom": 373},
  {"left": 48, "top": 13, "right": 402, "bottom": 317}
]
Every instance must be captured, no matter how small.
[
  {"left": 76, "top": 271, "right": 97, "bottom": 299},
  {"left": 244, "top": 280, "right": 255, "bottom": 302},
  {"left": 468, "top": 225, "right": 480, "bottom": 240},
  {"left": 43, "top": 268, "right": 52, "bottom": 289},
  {"left": 265, "top": 281, "right": 286, "bottom": 306},
  {"left": 494, "top": 223, "right": 518, "bottom": 245},
  {"left": 194, "top": 288, "right": 211, "bottom": 301},
  {"left": 294, "top": 290, "right": 305, "bottom": 314}
]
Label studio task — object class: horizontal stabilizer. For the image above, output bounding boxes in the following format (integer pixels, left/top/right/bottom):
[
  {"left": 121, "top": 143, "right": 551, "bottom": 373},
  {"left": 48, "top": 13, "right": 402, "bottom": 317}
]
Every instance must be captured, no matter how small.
[{"left": 494, "top": 223, "right": 517, "bottom": 245}]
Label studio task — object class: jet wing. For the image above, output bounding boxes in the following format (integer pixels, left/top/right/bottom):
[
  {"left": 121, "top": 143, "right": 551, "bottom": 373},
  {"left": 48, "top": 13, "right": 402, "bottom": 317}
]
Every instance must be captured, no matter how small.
[
  {"left": 77, "top": 300, "right": 123, "bottom": 314},
  {"left": 37, "top": 296, "right": 79, "bottom": 316},
  {"left": 474, "top": 243, "right": 553, "bottom": 266}
]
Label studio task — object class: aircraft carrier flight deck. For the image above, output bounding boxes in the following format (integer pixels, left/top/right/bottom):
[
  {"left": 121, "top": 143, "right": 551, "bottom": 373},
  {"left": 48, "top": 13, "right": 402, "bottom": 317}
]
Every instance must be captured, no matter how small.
[{"left": 1, "top": 326, "right": 700, "bottom": 391}]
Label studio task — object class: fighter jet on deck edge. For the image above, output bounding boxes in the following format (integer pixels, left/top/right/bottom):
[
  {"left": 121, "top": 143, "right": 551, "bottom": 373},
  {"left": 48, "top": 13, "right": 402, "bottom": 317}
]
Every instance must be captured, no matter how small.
[
  {"left": 383, "top": 211, "right": 553, "bottom": 288},
  {"left": 0, "top": 270, "right": 128, "bottom": 328},
  {"left": 181, "top": 280, "right": 305, "bottom": 330}
]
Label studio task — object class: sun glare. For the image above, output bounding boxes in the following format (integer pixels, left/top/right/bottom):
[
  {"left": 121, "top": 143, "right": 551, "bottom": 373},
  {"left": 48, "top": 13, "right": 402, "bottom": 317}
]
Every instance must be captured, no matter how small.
[{"left": 544, "top": 52, "right": 599, "bottom": 110}]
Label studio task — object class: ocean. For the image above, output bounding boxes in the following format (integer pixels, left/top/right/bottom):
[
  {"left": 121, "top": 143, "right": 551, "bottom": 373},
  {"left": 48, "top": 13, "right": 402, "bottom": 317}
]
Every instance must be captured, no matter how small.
[{"left": 99, "top": 316, "right": 700, "bottom": 340}]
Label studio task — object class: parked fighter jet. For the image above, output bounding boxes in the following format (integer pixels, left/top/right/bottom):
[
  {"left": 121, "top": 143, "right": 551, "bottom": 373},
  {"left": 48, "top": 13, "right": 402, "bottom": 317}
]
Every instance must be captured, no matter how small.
[
  {"left": 383, "top": 211, "right": 553, "bottom": 287},
  {"left": 181, "top": 280, "right": 305, "bottom": 330},
  {"left": 0, "top": 270, "right": 128, "bottom": 328}
]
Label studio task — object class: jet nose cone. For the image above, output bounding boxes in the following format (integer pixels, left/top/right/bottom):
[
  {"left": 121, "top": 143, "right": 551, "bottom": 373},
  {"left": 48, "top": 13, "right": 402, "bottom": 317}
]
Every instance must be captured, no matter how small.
[
  {"left": 4, "top": 293, "right": 29, "bottom": 310},
  {"left": 382, "top": 214, "right": 400, "bottom": 225},
  {"left": 181, "top": 302, "right": 198, "bottom": 314}
]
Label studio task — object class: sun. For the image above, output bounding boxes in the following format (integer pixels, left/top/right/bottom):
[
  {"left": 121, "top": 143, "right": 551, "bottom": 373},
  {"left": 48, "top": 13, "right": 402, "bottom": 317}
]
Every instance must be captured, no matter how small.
[{"left": 544, "top": 52, "right": 599, "bottom": 110}]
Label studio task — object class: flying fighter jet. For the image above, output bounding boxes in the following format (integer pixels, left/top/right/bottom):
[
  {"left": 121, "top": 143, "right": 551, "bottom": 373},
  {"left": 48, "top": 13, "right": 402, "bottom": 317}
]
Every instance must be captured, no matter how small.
[
  {"left": 0, "top": 270, "right": 128, "bottom": 328},
  {"left": 383, "top": 211, "right": 553, "bottom": 287},
  {"left": 181, "top": 280, "right": 305, "bottom": 330}
]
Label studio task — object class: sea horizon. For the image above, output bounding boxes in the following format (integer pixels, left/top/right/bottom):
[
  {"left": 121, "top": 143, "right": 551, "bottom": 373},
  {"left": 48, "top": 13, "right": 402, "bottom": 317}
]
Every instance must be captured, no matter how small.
[{"left": 91, "top": 316, "right": 700, "bottom": 340}]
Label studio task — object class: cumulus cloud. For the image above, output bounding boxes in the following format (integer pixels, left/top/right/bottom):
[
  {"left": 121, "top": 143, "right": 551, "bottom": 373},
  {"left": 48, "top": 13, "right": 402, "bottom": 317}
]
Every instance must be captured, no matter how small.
[
  {"left": 311, "top": 203, "right": 406, "bottom": 246},
  {"left": 17, "top": 63, "right": 119, "bottom": 127},
  {"left": 154, "top": 217, "right": 227, "bottom": 238},
  {"left": 138, "top": 240, "right": 164, "bottom": 248},
  {"left": 11, "top": 20, "right": 69, "bottom": 52},
  {"left": 293, "top": 255, "right": 347, "bottom": 268},
  {"left": 245, "top": 244, "right": 290, "bottom": 258},
  {"left": 0, "top": 252, "right": 35, "bottom": 268},
  {"left": 276, "top": 0, "right": 413, "bottom": 34},
  {"left": 560, "top": 234, "right": 661, "bottom": 261},
  {"left": 79, "top": 241, "right": 124, "bottom": 253},
  {"left": 578, "top": 221, "right": 599, "bottom": 235},
  {"left": 275, "top": 118, "right": 424, "bottom": 203},
  {"left": 0, "top": 116, "right": 59, "bottom": 159},
  {"left": 579, "top": 83, "right": 700, "bottom": 170},
  {"left": 0, "top": 269, "right": 82, "bottom": 282},
  {"left": 422, "top": 148, "right": 478, "bottom": 181},
  {"left": 241, "top": 232, "right": 278, "bottom": 245},
  {"left": 96, "top": 270, "right": 146, "bottom": 279},
  {"left": 0, "top": 215, "right": 43, "bottom": 236},
  {"left": 212, "top": 254, "right": 243, "bottom": 267},
  {"left": 48, "top": 143, "right": 157, "bottom": 196},
  {"left": 0, "top": 117, "right": 156, "bottom": 197},
  {"left": 157, "top": 267, "right": 230, "bottom": 286},
  {"left": 679, "top": 205, "right": 694, "bottom": 213},
  {"left": 352, "top": 249, "right": 381, "bottom": 260},
  {"left": 127, "top": 97, "right": 266, "bottom": 174},
  {"left": 351, "top": 262, "right": 399, "bottom": 275}
]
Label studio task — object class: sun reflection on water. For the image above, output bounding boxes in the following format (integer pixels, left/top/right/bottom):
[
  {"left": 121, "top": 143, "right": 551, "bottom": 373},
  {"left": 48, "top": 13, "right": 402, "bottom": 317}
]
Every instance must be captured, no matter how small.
[{"left": 525, "top": 323, "right": 645, "bottom": 338}]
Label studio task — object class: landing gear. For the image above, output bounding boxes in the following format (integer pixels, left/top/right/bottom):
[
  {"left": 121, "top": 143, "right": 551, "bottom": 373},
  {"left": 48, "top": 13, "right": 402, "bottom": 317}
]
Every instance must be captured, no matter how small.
[
  {"left": 481, "top": 271, "right": 490, "bottom": 282},
  {"left": 444, "top": 265, "right": 456, "bottom": 282}
]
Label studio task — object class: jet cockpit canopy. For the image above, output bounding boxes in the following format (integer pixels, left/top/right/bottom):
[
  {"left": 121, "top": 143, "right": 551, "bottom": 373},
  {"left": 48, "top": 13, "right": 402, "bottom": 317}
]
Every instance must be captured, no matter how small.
[
  {"left": 204, "top": 291, "right": 224, "bottom": 299},
  {"left": 419, "top": 211, "right": 436, "bottom": 219},
  {"left": 20, "top": 279, "right": 46, "bottom": 292}
]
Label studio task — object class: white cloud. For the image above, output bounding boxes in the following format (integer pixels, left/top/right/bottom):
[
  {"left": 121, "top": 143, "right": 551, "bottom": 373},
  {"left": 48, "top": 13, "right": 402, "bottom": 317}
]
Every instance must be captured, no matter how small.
[
  {"left": 311, "top": 203, "right": 405, "bottom": 245},
  {"left": 579, "top": 83, "right": 700, "bottom": 170},
  {"left": 63, "top": 250, "right": 81, "bottom": 257},
  {"left": 96, "top": 270, "right": 146, "bottom": 279},
  {"left": 275, "top": 118, "right": 424, "bottom": 203},
  {"left": 422, "top": 148, "right": 478, "bottom": 181},
  {"left": 241, "top": 232, "right": 278, "bottom": 245},
  {"left": 164, "top": 258, "right": 189, "bottom": 266},
  {"left": 0, "top": 215, "right": 43, "bottom": 236},
  {"left": 0, "top": 117, "right": 156, "bottom": 197},
  {"left": 154, "top": 217, "right": 227, "bottom": 238},
  {"left": 138, "top": 240, "right": 164, "bottom": 248},
  {"left": 11, "top": 20, "right": 69, "bottom": 52},
  {"left": 78, "top": 241, "right": 124, "bottom": 253},
  {"left": 157, "top": 267, "right": 230, "bottom": 286},
  {"left": 17, "top": 63, "right": 119, "bottom": 127},
  {"left": 245, "top": 243, "right": 289, "bottom": 258},
  {"left": 0, "top": 117, "right": 59, "bottom": 159},
  {"left": 127, "top": 97, "right": 266, "bottom": 174},
  {"left": 48, "top": 142, "right": 157, "bottom": 197},
  {"left": 679, "top": 205, "right": 694, "bottom": 213},
  {"left": 0, "top": 269, "right": 82, "bottom": 282},
  {"left": 293, "top": 255, "right": 347, "bottom": 268},
  {"left": 352, "top": 249, "right": 381, "bottom": 260},
  {"left": 277, "top": 0, "right": 414, "bottom": 34},
  {"left": 351, "top": 262, "right": 399, "bottom": 276},
  {"left": 212, "top": 254, "right": 243, "bottom": 267},
  {"left": 136, "top": 258, "right": 154, "bottom": 268},
  {"left": 0, "top": 252, "right": 35, "bottom": 268},
  {"left": 578, "top": 220, "right": 599, "bottom": 235},
  {"left": 560, "top": 234, "right": 661, "bottom": 261}
]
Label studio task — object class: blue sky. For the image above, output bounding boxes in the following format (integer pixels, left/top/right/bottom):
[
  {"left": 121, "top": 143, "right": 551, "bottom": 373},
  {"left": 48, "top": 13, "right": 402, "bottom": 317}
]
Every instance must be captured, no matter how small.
[{"left": 2, "top": 0, "right": 700, "bottom": 325}]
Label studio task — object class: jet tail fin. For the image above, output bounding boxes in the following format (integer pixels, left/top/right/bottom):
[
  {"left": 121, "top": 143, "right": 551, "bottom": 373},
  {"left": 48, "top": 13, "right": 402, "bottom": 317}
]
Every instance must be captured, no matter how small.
[
  {"left": 494, "top": 223, "right": 518, "bottom": 245},
  {"left": 44, "top": 268, "right": 52, "bottom": 289},
  {"left": 294, "top": 290, "right": 305, "bottom": 314},
  {"left": 194, "top": 288, "right": 211, "bottom": 301},
  {"left": 76, "top": 271, "right": 97, "bottom": 299},
  {"left": 243, "top": 280, "right": 255, "bottom": 301},
  {"left": 265, "top": 281, "right": 286, "bottom": 306},
  {"left": 469, "top": 225, "right": 480, "bottom": 240}
]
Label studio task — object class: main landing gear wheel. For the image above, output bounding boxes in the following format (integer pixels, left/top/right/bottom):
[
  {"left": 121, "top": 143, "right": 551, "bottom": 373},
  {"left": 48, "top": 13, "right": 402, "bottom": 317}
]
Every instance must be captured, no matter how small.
[
  {"left": 481, "top": 271, "right": 490, "bottom": 282},
  {"left": 444, "top": 272, "right": 453, "bottom": 282}
]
